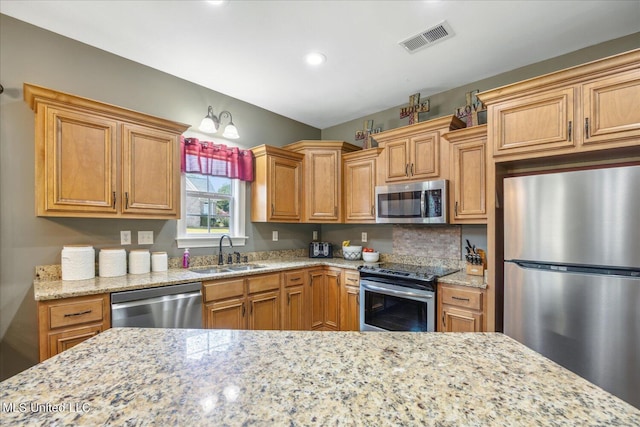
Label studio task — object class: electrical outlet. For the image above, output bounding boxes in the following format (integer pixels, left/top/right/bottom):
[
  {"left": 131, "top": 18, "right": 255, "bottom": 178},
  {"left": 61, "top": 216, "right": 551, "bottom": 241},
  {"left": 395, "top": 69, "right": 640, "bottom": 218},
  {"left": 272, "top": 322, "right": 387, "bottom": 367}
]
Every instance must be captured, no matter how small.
[
  {"left": 138, "top": 231, "right": 154, "bottom": 245},
  {"left": 272, "top": 230, "right": 279, "bottom": 241},
  {"left": 361, "top": 232, "right": 368, "bottom": 243},
  {"left": 120, "top": 231, "right": 131, "bottom": 245},
  {"left": 313, "top": 230, "right": 318, "bottom": 241}
]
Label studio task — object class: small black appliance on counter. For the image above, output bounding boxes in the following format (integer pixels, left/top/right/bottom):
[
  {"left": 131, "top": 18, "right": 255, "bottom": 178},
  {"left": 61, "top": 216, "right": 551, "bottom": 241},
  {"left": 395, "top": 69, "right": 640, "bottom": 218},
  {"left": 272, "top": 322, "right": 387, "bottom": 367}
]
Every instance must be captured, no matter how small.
[{"left": 309, "top": 242, "right": 333, "bottom": 258}]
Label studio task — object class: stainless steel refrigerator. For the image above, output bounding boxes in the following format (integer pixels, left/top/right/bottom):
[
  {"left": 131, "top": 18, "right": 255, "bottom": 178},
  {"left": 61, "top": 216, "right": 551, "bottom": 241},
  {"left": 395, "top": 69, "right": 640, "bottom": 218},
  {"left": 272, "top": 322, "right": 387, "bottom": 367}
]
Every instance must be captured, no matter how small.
[{"left": 503, "top": 165, "right": 640, "bottom": 408}]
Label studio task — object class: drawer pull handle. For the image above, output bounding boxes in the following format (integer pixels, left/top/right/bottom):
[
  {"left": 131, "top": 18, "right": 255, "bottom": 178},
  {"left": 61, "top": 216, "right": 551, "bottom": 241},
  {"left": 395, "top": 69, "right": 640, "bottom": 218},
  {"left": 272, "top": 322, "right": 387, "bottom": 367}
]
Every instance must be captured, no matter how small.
[
  {"left": 347, "top": 278, "right": 358, "bottom": 283},
  {"left": 289, "top": 277, "right": 302, "bottom": 282},
  {"left": 452, "top": 296, "right": 470, "bottom": 302},
  {"left": 64, "top": 309, "right": 92, "bottom": 318}
]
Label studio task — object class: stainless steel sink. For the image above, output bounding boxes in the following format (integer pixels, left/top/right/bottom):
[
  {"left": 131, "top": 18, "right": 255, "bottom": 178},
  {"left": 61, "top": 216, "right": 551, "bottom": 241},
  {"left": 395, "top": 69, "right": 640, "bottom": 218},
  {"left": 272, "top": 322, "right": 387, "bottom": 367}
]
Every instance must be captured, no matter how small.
[
  {"left": 225, "top": 264, "right": 266, "bottom": 271},
  {"left": 190, "top": 264, "right": 266, "bottom": 274},
  {"left": 189, "top": 267, "right": 232, "bottom": 274}
]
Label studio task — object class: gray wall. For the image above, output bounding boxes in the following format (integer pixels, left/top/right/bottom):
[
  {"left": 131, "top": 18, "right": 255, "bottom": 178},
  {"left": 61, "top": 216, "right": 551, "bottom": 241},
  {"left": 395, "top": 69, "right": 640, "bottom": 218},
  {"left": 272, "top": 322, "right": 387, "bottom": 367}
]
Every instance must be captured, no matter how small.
[{"left": 0, "top": 15, "right": 320, "bottom": 380}]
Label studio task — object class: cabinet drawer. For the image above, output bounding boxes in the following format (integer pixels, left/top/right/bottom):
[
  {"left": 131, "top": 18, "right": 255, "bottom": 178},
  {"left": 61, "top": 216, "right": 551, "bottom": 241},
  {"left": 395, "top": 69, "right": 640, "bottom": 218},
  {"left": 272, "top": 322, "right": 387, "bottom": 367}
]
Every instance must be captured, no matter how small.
[
  {"left": 49, "top": 297, "right": 105, "bottom": 329},
  {"left": 247, "top": 273, "right": 281, "bottom": 294},
  {"left": 441, "top": 286, "right": 483, "bottom": 311},
  {"left": 204, "top": 279, "right": 244, "bottom": 302},
  {"left": 283, "top": 270, "right": 306, "bottom": 288},
  {"left": 343, "top": 271, "right": 360, "bottom": 287}
]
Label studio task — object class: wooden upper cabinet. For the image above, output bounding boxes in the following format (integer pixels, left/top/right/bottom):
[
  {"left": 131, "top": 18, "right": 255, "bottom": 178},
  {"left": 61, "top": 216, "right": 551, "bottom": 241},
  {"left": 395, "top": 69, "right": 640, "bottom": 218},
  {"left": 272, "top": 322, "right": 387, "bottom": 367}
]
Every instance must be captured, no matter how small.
[
  {"left": 251, "top": 145, "right": 304, "bottom": 222},
  {"left": 282, "top": 140, "right": 361, "bottom": 223},
  {"left": 443, "top": 125, "right": 487, "bottom": 224},
  {"left": 342, "top": 148, "right": 383, "bottom": 223},
  {"left": 581, "top": 68, "right": 640, "bottom": 146},
  {"left": 41, "top": 106, "right": 118, "bottom": 214},
  {"left": 122, "top": 124, "right": 179, "bottom": 216},
  {"left": 478, "top": 49, "right": 640, "bottom": 161},
  {"left": 488, "top": 87, "right": 576, "bottom": 158},
  {"left": 372, "top": 115, "right": 465, "bottom": 185},
  {"left": 24, "top": 83, "right": 189, "bottom": 219}
]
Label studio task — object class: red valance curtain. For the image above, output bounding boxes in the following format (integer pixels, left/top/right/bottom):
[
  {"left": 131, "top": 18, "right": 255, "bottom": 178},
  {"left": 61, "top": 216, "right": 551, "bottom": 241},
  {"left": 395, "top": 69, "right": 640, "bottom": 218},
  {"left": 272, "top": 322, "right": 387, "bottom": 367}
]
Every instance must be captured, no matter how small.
[{"left": 180, "top": 136, "right": 254, "bottom": 182}]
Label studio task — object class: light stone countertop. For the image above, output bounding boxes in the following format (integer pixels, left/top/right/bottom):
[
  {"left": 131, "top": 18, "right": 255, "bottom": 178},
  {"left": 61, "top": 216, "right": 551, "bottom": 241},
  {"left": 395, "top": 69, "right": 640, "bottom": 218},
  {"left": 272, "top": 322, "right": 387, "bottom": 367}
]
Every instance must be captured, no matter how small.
[
  {"left": 34, "top": 257, "right": 484, "bottom": 301},
  {"left": 0, "top": 328, "right": 637, "bottom": 426}
]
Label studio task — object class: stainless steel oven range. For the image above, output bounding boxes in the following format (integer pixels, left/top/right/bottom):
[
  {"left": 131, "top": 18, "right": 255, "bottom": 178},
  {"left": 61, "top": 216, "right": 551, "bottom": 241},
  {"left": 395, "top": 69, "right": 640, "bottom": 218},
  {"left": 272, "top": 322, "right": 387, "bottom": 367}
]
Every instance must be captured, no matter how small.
[{"left": 358, "top": 263, "right": 458, "bottom": 332}]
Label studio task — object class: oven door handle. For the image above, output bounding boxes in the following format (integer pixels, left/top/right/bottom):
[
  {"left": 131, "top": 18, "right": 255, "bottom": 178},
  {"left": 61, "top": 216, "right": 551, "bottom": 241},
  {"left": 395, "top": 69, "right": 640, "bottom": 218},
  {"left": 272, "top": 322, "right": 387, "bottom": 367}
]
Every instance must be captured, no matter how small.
[{"left": 361, "top": 282, "right": 433, "bottom": 300}]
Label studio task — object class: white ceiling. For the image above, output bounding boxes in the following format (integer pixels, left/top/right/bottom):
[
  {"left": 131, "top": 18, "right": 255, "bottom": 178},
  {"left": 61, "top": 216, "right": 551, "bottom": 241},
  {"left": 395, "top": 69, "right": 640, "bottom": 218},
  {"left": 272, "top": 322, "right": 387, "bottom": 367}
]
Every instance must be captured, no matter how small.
[{"left": 2, "top": 1, "right": 639, "bottom": 129}]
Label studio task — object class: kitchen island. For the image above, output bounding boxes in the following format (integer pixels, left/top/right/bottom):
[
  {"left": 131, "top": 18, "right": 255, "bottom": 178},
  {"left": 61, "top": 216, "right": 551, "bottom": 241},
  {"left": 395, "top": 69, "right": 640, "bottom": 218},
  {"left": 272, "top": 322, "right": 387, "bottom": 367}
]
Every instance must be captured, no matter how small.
[{"left": 1, "top": 329, "right": 637, "bottom": 425}]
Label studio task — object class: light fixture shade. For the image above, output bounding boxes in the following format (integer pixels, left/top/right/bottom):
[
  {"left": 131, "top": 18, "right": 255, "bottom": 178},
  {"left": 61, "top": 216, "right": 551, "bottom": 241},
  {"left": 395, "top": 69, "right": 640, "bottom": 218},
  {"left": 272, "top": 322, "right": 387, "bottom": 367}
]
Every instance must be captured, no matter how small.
[
  {"left": 199, "top": 117, "right": 217, "bottom": 133},
  {"left": 222, "top": 123, "right": 239, "bottom": 139}
]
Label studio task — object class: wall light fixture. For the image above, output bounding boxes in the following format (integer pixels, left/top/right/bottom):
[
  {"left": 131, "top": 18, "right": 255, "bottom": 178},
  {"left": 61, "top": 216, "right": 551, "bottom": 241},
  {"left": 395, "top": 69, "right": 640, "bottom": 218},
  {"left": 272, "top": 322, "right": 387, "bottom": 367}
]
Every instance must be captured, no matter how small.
[{"left": 199, "top": 106, "right": 239, "bottom": 139}]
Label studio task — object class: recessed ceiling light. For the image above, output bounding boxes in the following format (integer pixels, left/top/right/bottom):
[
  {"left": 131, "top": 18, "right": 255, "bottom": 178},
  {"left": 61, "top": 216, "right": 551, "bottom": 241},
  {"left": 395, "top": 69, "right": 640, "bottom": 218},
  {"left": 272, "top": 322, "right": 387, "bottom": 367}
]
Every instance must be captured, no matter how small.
[
  {"left": 207, "top": 0, "right": 227, "bottom": 5},
  {"left": 305, "top": 52, "right": 326, "bottom": 66}
]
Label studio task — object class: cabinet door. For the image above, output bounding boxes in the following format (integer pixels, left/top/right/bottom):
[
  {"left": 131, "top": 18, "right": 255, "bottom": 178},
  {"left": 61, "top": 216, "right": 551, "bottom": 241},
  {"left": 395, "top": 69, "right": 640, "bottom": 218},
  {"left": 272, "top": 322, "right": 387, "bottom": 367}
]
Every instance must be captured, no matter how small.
[
  {"left": 442, "top": 307, "right": 483, "bottom": 332},
  {"left": 410, "top": 132, "right": 439, "bottom": 179},
  {"left": 384, "top": 139, "right": 410, "bottom": 182},
  {"left": 121, "top": 123, "right": 179, "bottom": 217},
  {"left": 451, "top": 139, "right": 486, "bottom": 222},
  {"left": 305, "top": 150, "right": 340, "bottom": 222},
  {"left": 283, "top": 285, "right": 306, "bottom": 331},
  {"left": 342, "top": 285, "right": 360, "bottom": 331},
  {"left": 269, "top": 155, "right": 302, "bottom": 221},
  {"left": 40, "top": 106, "right": 117, "bottom": 215},
  {"left": 309, "top": 270, "right": 325, "bottom": 330},
  {"left": 581, "top": 68, "right": 640, "bottom": 146},
  {"left": 344, "top": 157, "right": 376, "bottom": 223},
  {"left": 324, "top": 269, "right": 341, "bottom": 331},
  {"left": 248, "top": 291, "right": 280, "bottom": 330},
  {"left": 490, "top": 87, "right": 576, "bottom": 158},
  {"left": 48, "top": 324, "right": 103, "bottom": 357},
  {"left": 205, "top": 298, "right": 247, "bottom": 329}
]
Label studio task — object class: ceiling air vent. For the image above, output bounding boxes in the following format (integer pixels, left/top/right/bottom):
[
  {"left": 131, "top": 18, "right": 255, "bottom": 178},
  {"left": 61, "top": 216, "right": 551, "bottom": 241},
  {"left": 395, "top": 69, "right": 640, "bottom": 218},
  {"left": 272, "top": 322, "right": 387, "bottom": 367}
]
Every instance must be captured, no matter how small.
[{"left": 400, "top": 21, "right": 454, "bottom": 53}]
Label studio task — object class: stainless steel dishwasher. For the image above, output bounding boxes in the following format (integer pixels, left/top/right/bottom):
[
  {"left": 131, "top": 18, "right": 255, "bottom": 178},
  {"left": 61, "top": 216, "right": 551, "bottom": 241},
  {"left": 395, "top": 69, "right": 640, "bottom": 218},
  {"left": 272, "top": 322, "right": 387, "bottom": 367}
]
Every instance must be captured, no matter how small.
[{"left": 111, "top": 282, "right": 203, "bottom": 328}]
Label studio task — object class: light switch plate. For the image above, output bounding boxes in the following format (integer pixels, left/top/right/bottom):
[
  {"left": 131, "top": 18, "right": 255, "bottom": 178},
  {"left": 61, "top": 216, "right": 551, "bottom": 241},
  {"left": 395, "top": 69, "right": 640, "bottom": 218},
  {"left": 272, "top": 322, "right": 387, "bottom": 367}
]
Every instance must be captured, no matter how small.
[
  {"left": 361, "top": 232, "right": 368, "bottom": 243},
  {"left": 313, "top": 231, "right": 318, "bottom": 241},
  {"left": 121, "top": 231, "right": 131, "bottom": 245},
  {"left": 272, "top": 230, "right": 278, "bottom": 241},
  {"left": 138, "top": 231, "right": 154, "bottom": 245}
]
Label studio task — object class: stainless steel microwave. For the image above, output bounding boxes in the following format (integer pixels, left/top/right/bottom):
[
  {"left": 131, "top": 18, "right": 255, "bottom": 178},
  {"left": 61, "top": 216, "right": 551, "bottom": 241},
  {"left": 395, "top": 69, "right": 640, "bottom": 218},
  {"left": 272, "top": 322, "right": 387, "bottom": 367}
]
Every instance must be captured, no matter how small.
[{"left": 375, "top": 180, "right": 448, "bottom": 224}]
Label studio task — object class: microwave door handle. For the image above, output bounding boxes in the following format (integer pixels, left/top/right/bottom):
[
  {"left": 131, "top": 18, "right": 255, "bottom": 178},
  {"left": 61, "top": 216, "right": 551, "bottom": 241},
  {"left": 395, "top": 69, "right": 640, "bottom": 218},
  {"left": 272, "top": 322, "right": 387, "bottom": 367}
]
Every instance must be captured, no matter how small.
[{"left": 420, "top": 191, "right": 426, "bottom": 218}]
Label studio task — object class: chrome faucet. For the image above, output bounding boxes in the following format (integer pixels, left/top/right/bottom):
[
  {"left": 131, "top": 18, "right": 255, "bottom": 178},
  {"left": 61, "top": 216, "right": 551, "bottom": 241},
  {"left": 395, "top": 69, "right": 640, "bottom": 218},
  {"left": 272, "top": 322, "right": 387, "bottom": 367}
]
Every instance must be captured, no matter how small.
[{"left": 218, "top": 234, "right": 233, "bottom": 265}]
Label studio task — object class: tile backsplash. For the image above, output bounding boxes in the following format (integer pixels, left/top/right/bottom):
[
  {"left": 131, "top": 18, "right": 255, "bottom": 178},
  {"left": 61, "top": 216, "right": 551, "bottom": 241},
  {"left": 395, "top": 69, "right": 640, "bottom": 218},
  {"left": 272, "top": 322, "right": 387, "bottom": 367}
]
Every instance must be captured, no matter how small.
[{"left": 392, "top": 225, "right": 461, "bottom": 260}]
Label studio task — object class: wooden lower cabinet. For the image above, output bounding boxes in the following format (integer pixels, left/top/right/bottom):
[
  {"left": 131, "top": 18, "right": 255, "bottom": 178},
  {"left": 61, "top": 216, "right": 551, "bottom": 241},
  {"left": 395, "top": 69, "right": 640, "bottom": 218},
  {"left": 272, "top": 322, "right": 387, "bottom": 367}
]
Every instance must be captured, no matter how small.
[
  {"left": 38, "top": 293, "right": 110, "bottom": 361},
  {"left": 248, "top": 290, "right": 280, "bottom": 330},
  {"left": 205, "top": 297, "right": 246, "bottom": 329},
  {"left": 282, "top": 269, "right": 308, "bottom": 330},
  {"left": 341, "top": 270, "right": 360, "bottom": 331},
  {"left": 437, "top": 283, "right": 485, "bottom": 332},
  {"left": 204, "top": 273, "right": 281, "bottom": 330},
  {"left": 308, "top": 267, "right": 341, "bottom": 331}
]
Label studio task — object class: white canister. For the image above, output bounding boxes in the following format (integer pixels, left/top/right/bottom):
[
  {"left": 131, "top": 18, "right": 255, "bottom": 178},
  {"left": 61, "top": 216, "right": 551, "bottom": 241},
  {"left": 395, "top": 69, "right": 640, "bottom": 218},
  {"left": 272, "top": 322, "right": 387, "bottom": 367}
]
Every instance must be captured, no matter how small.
[
  {"left": 151, "top": 252, "right": 168, "bottom": 272},
  {"left": 128, "top": 249, "right": 151, "bottom": 274},
  {"left": 99, "top": 248, "right": 127, "bottom": 277},
  {"left": 61, "top": 245, "right": 96, "bottom": 281}
]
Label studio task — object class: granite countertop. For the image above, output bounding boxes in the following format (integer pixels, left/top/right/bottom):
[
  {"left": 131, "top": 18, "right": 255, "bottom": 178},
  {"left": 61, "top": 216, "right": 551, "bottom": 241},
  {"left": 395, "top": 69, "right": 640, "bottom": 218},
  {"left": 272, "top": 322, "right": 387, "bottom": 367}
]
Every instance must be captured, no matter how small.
[
  {"left": 34, "top": 257, "right": 485, "bottom": 301},
  {"left": 33, "top": 258, "right": 365, "bottom": 301},
  {"left": 1, "top": 329, "right": 637, "bottom": 426}
]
